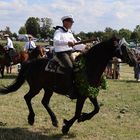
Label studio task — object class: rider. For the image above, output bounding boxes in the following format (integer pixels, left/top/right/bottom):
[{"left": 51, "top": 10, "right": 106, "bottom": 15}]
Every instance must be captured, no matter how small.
[
  {"left": 53, "top": 15, "right": 77, "bottom": 96},
  {"left": 24, "top": 35, "right": 37, "bottom": 53},
  {"left": 4, "top": 34, "right": 15, "bottom": 65}
]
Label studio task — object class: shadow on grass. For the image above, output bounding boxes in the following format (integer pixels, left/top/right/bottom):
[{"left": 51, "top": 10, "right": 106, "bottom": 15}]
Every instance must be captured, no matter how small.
[
  {"left": 0, "top": 74, "right": 17, "bottom": 79},
  {"left": 0, "top": 127, "right": 76, "bottom": 140},
  {"left": 109, "top": 79, "right": 139, "bottom": 83}
]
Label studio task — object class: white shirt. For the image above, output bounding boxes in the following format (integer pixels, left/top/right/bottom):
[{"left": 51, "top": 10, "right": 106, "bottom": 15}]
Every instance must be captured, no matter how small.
[
  {"left": 53, "top": 28, "right": 76, "bottom": 52},
  {"left": 24, "top": 41, "right": 36, "bottom": 51},
  {"left": 4, "top": 37, "right": 14, "bottom": 50}
]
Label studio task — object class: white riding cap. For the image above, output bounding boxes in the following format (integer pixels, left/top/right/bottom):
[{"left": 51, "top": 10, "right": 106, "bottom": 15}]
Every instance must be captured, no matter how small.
[
  {"left": 28, "top": 35, "right": 33, "bottom": 38},
  {"left": 61, "top": 15, "right": 74, "bottom": 22},
  {"left": 4, "top": 34, "right": 9, "bottom": 37}
]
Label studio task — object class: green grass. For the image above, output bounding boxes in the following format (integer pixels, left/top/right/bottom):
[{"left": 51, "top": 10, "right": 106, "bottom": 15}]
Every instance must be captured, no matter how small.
[
  {"left": 0, "top": 64, "right": 140, "bottom": 140},
  {"left": 0, "top": 40, "right": 47, "bottom": 47}
]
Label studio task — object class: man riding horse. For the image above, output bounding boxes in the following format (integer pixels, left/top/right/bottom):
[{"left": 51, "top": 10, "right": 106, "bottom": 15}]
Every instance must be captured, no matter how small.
[
  {"left": 53, "top": 15, "right": 86, "bottom": 97},
  {"left": 4, "top": 34, "right": 15, "bottom": 65},
  {"left": 24, "top": 35, "right": 37, "bottom": 53}
]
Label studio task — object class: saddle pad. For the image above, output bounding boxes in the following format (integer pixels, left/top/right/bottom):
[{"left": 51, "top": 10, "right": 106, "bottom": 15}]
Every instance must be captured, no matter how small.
[{"left": 45, "top": 56, "right": 64, "bottom": 74}]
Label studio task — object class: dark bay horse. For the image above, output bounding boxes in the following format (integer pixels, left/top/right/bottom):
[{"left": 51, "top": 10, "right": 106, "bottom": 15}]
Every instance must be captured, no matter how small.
[
  {"left": 0, "top": 37, "right": 137, "bottom": 134},
  {"left": 0, "top": 45, "right": 46, "bottom": 78}
]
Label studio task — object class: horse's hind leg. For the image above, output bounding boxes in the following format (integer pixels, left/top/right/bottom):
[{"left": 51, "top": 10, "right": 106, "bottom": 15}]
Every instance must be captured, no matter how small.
[
  {"left": 41, "top": 88, "right": 58, "bottom": 127},
  {"left": 78, "top": 97, "right": 100, "bottom": 122},
  {"left": 62, "top": 96, "right": 86, "bottom": 134},
  {"left": 24, "top": 88, "right": 41, "bottom": 125}
]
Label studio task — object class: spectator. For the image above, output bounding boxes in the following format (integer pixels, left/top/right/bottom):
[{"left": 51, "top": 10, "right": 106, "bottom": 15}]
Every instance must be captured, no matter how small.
[
  {"left": 24, "top": 35, "right": 36, "bottom": 52},
  {"left": 105, "top": 60, "right": 112, "bottom": 79},
  {"left": 112, "top": 57, "right": 121, "bottom": 79},
  {"left": 133, "top": 49, "right": 140, "bottom": 81}
]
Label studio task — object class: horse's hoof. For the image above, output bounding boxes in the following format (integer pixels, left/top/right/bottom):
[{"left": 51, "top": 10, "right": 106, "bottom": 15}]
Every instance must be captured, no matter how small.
[
  {"left": 28, "top": 118, "right": 34, "bottom": 125},
  {"left": 62, "top": 119, "right": 69, "bottom": 135},
  {"left": 28, "top": 114, "right": 35, "bottom": 125},
  {"left": 52, "top": 121, "right": 58, "bottom": 127},
  {"left": 62, "top": 125, "right": 69, "bottom": 135}
]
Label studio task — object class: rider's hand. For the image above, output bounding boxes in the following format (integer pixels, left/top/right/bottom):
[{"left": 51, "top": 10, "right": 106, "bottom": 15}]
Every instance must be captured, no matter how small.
[{"left": 68, "top": 41, "right": 75, "bottom": 47}]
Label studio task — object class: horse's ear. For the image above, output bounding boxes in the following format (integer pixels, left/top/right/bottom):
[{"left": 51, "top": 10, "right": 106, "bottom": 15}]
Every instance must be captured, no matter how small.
[
  {"left": 111, "top": 34, "right": 121, "bottom": 45},
  {"left": 112, "top": 33, "right": 119, "bottom": 40}
]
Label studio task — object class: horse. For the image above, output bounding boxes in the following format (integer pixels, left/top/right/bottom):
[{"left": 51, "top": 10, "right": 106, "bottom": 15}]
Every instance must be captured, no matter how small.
[
  {"left": 0, "top": 45, "right": 46, "bottom": 78},
  {"left": 0, "top": 37, "right": 137, "bottom": 134}
]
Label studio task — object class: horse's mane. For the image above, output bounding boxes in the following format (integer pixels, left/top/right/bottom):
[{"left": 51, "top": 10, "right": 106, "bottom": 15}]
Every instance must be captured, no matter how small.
[{"left": 81, "top": 38, "right": 115, "bottom": 86}]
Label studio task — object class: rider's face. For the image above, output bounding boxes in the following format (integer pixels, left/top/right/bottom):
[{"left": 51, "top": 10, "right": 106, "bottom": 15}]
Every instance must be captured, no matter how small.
[{"left": 63, "top": 19, "right": 74, "bottom": 29}]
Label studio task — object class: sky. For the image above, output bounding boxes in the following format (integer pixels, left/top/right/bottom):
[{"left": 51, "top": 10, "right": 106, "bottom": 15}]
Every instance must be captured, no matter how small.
[{"left": 0, "top": 0, "right": 140, "bottom": 34}]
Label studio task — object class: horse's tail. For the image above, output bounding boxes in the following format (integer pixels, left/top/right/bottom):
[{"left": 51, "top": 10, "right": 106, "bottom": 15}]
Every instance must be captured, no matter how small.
[{"left": 0, "top": 62, "right": 28, "bottom": 94}]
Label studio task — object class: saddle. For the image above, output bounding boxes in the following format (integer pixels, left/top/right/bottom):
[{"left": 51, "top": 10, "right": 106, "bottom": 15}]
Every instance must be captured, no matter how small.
[
  {"left": 45, "top": 55, "right": 65, "bottom": 73},
  {"left": 45, "top": 55, "right": 77, "bottom": 98}
]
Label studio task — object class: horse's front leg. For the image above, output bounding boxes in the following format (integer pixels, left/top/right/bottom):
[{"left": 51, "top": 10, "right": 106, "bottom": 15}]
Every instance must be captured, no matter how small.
[
  {"left": 1, "top": 65, "right": 5, "bottom": 78},
  {"left": 62, "top": 96, "right": 86, "bottom": 135},
  {"left": 78, "top": 97, "right": 100, "bottom": 122}
]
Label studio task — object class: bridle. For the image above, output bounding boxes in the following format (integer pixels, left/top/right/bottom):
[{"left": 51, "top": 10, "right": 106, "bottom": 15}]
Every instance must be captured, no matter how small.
[{"left": 115, "top": 38, "right": 127, "bottom": 55}]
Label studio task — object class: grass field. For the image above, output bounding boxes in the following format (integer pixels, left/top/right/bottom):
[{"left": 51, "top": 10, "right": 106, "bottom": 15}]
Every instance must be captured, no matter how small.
[
  {"left": 0, "top": 64, "right": 140, "bottom": 140},
  {"left": 0, "top": 40, "right": 47, "bottom": 48}
]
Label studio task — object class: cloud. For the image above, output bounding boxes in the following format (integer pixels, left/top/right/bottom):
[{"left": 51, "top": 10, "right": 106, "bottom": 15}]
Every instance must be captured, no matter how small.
[{"left": 0, "top": 0, "right": 140, "bottom": 33}]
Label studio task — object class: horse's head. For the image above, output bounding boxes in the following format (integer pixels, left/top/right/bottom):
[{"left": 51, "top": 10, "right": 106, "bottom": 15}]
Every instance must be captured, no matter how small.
[
  {"left": 35, "top": 46, "right": 46, "bottom": 58},
  {"left": 111, "top": 37, "right": 137, "bottom": 67},
  {"left": 29, "top": 46, "right": 46, "bottom": 59},
  {"left": 84, "top": 36, "right": 137, "bottom": 85}
]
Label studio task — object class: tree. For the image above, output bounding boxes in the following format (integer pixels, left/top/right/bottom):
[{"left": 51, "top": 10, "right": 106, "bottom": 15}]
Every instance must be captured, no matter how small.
[
  {"left": 86, "top": 32, "right": 94, "bottom": 39},
  {"left": 132, "top": 25, "right": 140, "bottom": 42},
  {"left": 39, "top": 17, "right": 53, "bottom": 38},
  {"left": 12, "top": 32, "right": 18, "bottom": 38},
  {"left": 103, "top": 27, "right": 118, "bottom": 40},
  {"left": 134, "top": 25, "right": 140, "bottom": 32},
  {"left": 5, "top": 26, "right": 12, "bottom": 36},
  {"left": 76, "top": 31, "right": 87, "bottom": 40},
  {"left": 119, "top": 28, "right": 132, "bottom": 41},
  {"left": 92, "top": 31, "right": 104, "bottom": 40},
  {"left": 130, "top": 32, "right": 140, "bottom": 43},
  {"left": 18, "top": 26, "right": 27, "bottom": 34},
  {"left": 25, "top": 17, "right": 40, "bottom": 37},
  {"left": 105, "top": 27, "right": 113, "bottom": 33}
]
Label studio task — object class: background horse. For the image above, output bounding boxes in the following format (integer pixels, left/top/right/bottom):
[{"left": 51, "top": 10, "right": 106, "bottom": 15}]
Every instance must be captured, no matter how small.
[
  {"left": 0, "top": 45, "right": 46, "bottom": 78},
  {"left": 0, "top": 37, "right": 137, "bottom": 134}
]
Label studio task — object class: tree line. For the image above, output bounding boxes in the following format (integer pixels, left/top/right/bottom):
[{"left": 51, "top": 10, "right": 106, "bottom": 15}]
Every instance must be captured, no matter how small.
[
  {"left": 76, "top": 26, "right": 140, "bottom": 43},
  {"left": 1, "top": 16, "right": 140, "bottom": 43},
  {"left": 18, "top": 17, "right": 54, "bottom": 39}
]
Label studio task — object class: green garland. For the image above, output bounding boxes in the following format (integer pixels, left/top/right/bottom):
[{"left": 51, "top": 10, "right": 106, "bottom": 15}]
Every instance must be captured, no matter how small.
[
  {"left": 74, "top": 57, "right": 107, "bottom": 98},
  {"left": 0, "top": 54, "right": 4, "bottom": 59}
]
